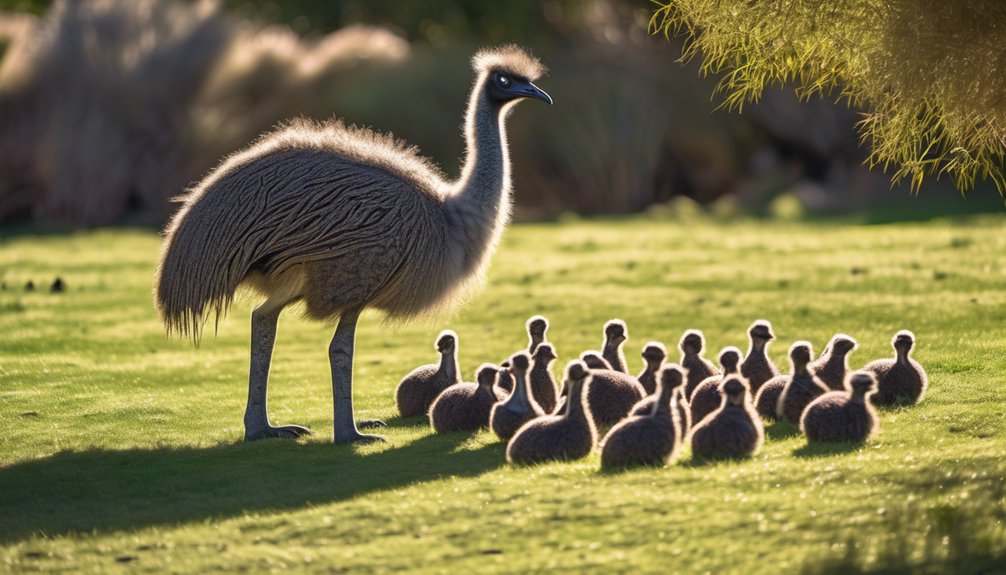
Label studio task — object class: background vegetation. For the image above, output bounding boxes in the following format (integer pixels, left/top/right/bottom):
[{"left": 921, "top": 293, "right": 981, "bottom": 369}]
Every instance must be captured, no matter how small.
[
  {"left": 1, "top": 0, "right": 1002, "bottom": 226},
  {"left": 1, "top": 213, "right": 1004, "bottom": 572}
]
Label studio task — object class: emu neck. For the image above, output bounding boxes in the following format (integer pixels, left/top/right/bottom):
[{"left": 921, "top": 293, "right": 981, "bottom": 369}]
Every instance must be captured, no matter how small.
[
  {"left": 444, "top": 79, "right": 511, "bottom": 272},
  {"left": 651, "top": 384, "right": 674, "bottom": 417},
  {"left": 895, "top": 347, "right": 910, "bottom": 365},
  {"left": 565, "top": 381, "right": 587, "bottom": 421},
  {"left": 793, "top": 359, "right": 810, "bottom": 377},
  {"left": 508, "top": 369, "right": 531, "bottom": 407},
  {"left": 749, "top": 339, "right": 767, "bottom": 358},
  {"left": 528, "top": 334, "right": 545, "bottom": 354},
  {"left": 438, "top": 350, "right": 459, "bottom": 382},
  {"left": 603, "top": 343, "right": 626, "bottom": 373},
  {"left": 850, "top": 390, "right": 867, "bottom": 405},
  {"left": 723, "top": 361, "right": 739, "bottom": 375}
]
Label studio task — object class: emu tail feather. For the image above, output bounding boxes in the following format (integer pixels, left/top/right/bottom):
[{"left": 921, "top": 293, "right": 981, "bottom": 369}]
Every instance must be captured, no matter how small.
[{"left": 154, "top": 199, "right": 255, "bottom": 342}]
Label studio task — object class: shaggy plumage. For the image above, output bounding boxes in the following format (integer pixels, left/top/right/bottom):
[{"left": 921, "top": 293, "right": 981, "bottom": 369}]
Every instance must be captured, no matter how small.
[
  {"left": 810, "top": 334, "right": 859, "bottom": 391},
  {"left": 490, "top": 352, "right": 544, "bottom": 440},
  {"left": 689, "top": 346, "right": 742, "bottom": 426},
  {"left": 636, "top": 341, "right": 667, "bottom": 395},
  {"left": 472, "top": 44, "right": 547, "bottom": 81},
  {"left": 154, "top": 45, "right": 550, "bottom": 442},
  {"left": 777, "top": 341, "right": 829, "bottom": 424},
  {"left": 690, "top": 376, "right": 764, "bottom": 460},
  {"left": 506, "top": 361, "right": 597, "bottom": 464},
  {"left": 495, "top": 360, "right": 514, "bottom": 394},
  {"left": 601, "top": 319, "right": 629, "bottom": 373},
  {"left": 526, "top": 315, "right": 549, "bottom": 354},
  {"left": 631, "top": 363, "right": 690, "bottom": 435},
  {"left": 429, "top": 363, "right": 506, "bottom": 433},
  {"left": 740, "top": 319, "right": 778, "bottom": 393},
  {"left": 578, "top": 351, "right": 646, "bottom": 428},
  {"left": 601, "top": 365, "right": 683, "bottom": 469},
  {"left": 580, "top": 351, "right": 612, "bottom": 370},
  {"left": 801, "top": 371, "right": 880, "bottom": 443},
  {"left": 528, "top": 342, "right": 559, "bottom": 413},
  {"left": 754, "top": 376, "right": 786, "bottom": 421},
  {"left": 396, "top": 330, "right": 461, "bottom": 417},
  {"left": 864, "top": 330, "right": 928, "bottom": 405},
  {"left": 680, "top": 329, "right": 720, "bottom": 400}
]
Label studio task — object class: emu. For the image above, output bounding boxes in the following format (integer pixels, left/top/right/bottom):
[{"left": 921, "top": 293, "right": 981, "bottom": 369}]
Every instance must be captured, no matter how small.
[
  {"left": 395, "top": 330, "right": 461, "bottom": 418},
  {"left": 740, "top": 319, "right": 778, "bottom": 393},
  {"left": 863, "top": 330, "right": 928, "bottom": 405},
  {"left": 810, "top": 333, "right": 859, "bottom": 391},
  {"left": 526, "top": 315, "right": 549, "bottom": 354},
  {"left": 601, "top": 365, "right": 684, "bottom": 469},
  {"left": 601, "top": 319, "right": 629, "bottom": 373},
  {"left": 636, "top": 341, "right": 668, "bottom": 395},
  {"left": 154, "top": 46, "right": 551, "bottom": 443}
]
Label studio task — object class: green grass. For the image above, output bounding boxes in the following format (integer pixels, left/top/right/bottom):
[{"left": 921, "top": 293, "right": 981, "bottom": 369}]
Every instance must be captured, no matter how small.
[{"left": 1, "top": 214, "right": 1005, "bottom": 573}]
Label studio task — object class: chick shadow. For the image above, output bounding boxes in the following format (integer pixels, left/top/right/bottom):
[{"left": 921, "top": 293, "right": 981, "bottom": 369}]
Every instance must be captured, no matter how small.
[
  {"left": 0, "top": 429, "right": 504, "bottom": 543},
  {"left": 792, "top": 441, "right": 864, "bottom": 458},
  {"left": 764, "top": 420, "right": 801, "bottom": 441}
]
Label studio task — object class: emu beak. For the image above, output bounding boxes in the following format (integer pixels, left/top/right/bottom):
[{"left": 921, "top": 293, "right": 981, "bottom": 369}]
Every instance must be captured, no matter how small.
[{"left": 522, "top": 80, "right": 553, "bottom": 105}]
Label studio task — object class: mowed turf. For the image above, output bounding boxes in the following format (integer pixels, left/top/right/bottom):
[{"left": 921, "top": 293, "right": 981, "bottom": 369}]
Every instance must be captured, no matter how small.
[{"left": 1, "top": 214, "right": 1004, "bottom": 573}]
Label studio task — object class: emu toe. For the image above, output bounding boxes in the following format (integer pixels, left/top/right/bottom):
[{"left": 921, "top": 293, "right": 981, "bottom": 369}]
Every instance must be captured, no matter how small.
[
  {"left": 357, "top": 419, "right": 388, "bottom": 429},
  {"left": 335, "top": 431, "right": 387, "bottom": 445},
  {"left": 245, "top": 424, "right": 314, "bottom": 441}
]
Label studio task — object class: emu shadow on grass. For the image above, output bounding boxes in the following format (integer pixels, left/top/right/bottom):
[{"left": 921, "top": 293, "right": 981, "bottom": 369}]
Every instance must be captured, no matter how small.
[
  {"left": 0, "top": 432, "right": 503, "bottom": 543},
  {"left": 791, "top": 441, "right": 863, "bottom": 458},
  {"left": 764, "top": 420, "right": 801, "bottom": 441}
]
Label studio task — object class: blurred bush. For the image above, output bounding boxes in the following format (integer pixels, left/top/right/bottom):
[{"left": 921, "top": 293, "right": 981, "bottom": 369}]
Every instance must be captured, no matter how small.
[
  {"left": 0, "top": 0, "right": 407, "bottom": 225},
  {"left": 1, "top": 0, "right": 993, "bottom": 226}
]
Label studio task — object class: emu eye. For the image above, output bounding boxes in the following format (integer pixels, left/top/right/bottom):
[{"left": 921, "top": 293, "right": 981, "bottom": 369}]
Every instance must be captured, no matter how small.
[{"left": 497, "top": 73, "right": 510, "bottom": 87}]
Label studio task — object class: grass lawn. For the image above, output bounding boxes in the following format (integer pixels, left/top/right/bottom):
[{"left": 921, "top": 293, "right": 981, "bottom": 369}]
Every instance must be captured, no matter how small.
[{"left": 1, "top": 213, "right": 1004, "bottom": 573}]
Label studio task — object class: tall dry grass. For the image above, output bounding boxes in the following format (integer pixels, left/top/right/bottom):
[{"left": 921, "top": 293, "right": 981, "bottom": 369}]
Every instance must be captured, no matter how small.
[{"left": 0, "top": 0, "right": 407, "bottom": 225}]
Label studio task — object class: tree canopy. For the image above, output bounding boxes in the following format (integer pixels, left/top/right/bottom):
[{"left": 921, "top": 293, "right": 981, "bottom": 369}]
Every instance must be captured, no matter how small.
[{"left": 652, "top": 0, "right": 1006, "bottom": 195}]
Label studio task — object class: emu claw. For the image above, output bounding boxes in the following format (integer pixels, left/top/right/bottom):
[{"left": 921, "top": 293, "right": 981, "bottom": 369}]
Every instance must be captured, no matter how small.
[
  {"left": 245, "top": 424, "right": 313, "bottom": 441},
  {"left": 335, "top": 431, "right": 387, "bottom": 445},
  {"left": 357, "top": 419, "right": 387, "bottom": 429}
]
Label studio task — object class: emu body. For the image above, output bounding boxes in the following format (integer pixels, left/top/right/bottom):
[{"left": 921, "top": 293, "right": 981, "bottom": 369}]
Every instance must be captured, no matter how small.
[{"left": 155, "top": 46, "right": 551, "bottom": 443}]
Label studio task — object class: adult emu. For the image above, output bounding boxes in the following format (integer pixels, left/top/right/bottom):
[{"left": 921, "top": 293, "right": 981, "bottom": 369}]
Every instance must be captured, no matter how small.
[{"left": 155, "top": 46, "right": 551, "bottom": 444}]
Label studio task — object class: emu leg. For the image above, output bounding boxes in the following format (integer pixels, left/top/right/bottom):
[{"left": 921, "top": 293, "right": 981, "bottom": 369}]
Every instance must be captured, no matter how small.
[
  {"left": 244, "top": 303, "right": 312, "bottom": 441},
  {"left": 330, "top": 306, "right": 386, "bottom": 443}
]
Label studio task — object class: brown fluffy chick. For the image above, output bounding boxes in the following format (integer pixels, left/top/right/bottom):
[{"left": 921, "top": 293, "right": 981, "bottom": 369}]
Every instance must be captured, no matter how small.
[
  {"left": 602, "top": 319, "right": 629, "bottom": 373},
  {"left": 740, "top": 319, "right": 778, "bottom": 393},
  {"left": 601, "top": 365, "right": 683, "bottom": 469},
  {"left": 526, "top": 315, "right": 549, "bottom": 354},
  {"left": 506, "top": 361, "right": 598, "bottom": 464},
  {"left": 777, "top": 341, "right": 829, "bottom": 425},
  {"left": 577, "top": 351, "right": 646, "bottom": 428},
  {"left": 629, "top": 363, "right": 690, "bottom": 437},
  {"left": 690, "top": 376, "right": 764, "bottom": 460},
  {"left": 810, "top": 333, "right": 859, "bottom": 391},
  {"left": 429, "top": 363, "right": 507, "bottom": 433},
  {"left": 636, "top": 341, "right": 668, "bottom": 395},
  {"left": 863, "top": 330, "right": 928, "bottom": 406},
  {"left": 396, "top": 330, "right": 462, "bottom": 417},
  {"left": 529, "top": 343, "right": 559, "bottom": 413},
  {"left": 680, "top": 329, "right": 720, "bottom": 400},
  {"left": 690, "top": 346, "right": 742, "bottom": 426},
  {"left": 490, "top": 352, "right": 544, "bottom": 440},
  {"left": 801, "top": 371, "right": 879, "bottom": 443}
]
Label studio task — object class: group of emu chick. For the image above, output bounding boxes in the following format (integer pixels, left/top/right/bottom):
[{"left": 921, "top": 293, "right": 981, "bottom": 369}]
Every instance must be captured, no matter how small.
[{"left": 394, "top": 317, "right": 928, "bottom": 469}]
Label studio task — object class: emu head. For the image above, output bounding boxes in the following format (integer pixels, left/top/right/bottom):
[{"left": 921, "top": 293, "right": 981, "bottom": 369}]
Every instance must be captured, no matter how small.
[
  {"left": 473, "top": 45, "right": 552, "bottom": 107},
  {"left": 848, "top": 370, "right": 878, "bottom": 395},
  {"left": 680, "top": 329, "right": 705, "bottom": 355},
  {"left": 749, "top": 320, "right": 775, "bottom": 342},
  {"left": 718, "top": 346, "right": 743, "bottom": 373},
  {"left": 892, "top": 330, "right": 915, "bottom": 353},
  {"left": 436, "top": 330, "right": 457, "bottom": 354},
  {"left": 642, "top": 341, "right": 668, "bottom": 365},
  {"left": 659, "top": 364, "right": 686, "bottom": 391},
  {"left": 828, "top": 334, "right": 859, "bottom": 355},
  {"left": 721, "top": 376, "right": 749, "bottom": 405}
]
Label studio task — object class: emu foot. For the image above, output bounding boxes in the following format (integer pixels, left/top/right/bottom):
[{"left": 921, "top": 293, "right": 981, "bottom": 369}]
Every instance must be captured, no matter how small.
[
  {"left": 334, "top": 430, "right": 387, "bottom": 445},
  {"left": 245, "top": 424, "right": 313, "bottom": 441},
  {"left": 357, "top": 419, "right": 387, "bottom": 429}
]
